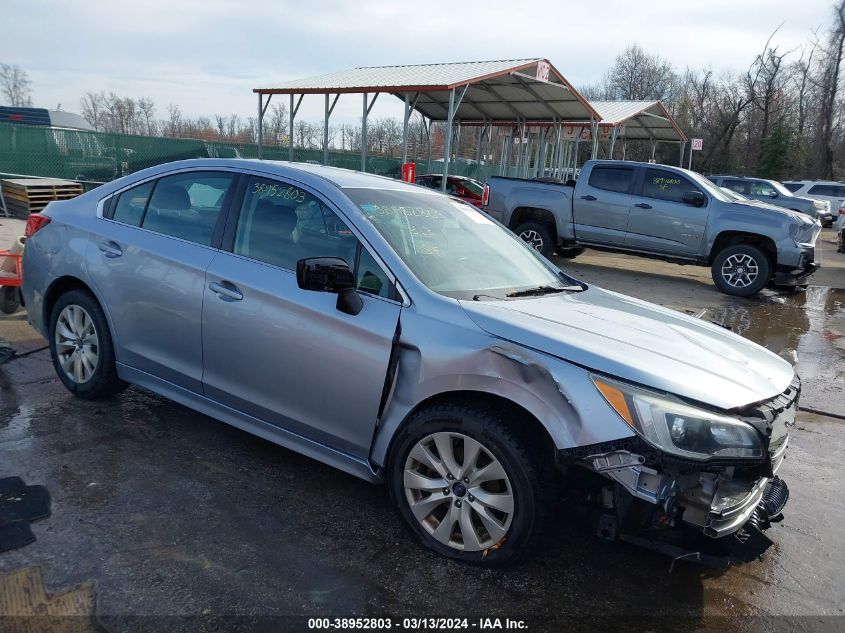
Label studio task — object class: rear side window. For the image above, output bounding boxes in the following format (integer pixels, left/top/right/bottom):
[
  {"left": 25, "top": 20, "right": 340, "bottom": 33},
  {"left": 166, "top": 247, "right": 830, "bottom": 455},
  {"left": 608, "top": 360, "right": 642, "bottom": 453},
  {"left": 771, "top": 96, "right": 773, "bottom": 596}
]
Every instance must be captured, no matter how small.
[
  {"left": 722, "top": 179, "right": 748, "bottom": 195},
  {"left": 588, "top": 166, "right": 633, "bottom": 194},
  {"left": 112, "top": 181, "right": 154, "bottom": 226},
  {"left": 782, "top": 183, "right": 803, "bottom": 193},
  {"left": 808, "top": 184, "right": 845, "bottom": 197},
  {"left": 642, "top": 169, "right": 701, "bottom": 203},
  {"left": 142, "top": 171, "right": 235, "bottom": 246}
]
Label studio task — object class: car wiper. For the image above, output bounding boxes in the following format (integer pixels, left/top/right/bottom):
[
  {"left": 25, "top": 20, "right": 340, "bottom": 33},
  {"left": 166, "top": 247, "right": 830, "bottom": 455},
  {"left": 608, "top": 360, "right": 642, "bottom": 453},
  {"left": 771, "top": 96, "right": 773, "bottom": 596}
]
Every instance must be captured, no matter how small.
[{"left": 506, "top": 285, "right": 576, "bottom": 298}]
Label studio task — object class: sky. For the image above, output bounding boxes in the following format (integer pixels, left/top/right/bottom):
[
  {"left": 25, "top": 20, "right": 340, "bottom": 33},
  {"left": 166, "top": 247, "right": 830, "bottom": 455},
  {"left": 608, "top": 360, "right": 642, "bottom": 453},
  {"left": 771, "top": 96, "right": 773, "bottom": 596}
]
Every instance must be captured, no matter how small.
[{"left": 0, "top": 0, "right": 837, "bottom": 126}]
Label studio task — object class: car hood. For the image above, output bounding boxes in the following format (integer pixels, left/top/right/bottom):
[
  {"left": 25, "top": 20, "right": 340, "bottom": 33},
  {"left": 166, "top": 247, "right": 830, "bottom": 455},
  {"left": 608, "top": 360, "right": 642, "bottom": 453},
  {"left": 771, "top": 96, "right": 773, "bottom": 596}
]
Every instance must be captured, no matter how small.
[
  {"left": 459, "top": 287, "right": 794, "bottom": 410},
  {"left": 734, "top": 200, "right": 807, "bottom": 221}
]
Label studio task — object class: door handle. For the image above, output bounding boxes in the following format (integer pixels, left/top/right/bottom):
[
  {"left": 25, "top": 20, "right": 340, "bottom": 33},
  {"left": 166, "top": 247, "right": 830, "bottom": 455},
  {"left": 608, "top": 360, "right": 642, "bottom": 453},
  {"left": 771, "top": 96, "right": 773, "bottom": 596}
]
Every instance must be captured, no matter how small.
[
  {"left": 635, "top": 203, "right": 653, "bottom": 209},
  {"left": 98, "top": 240, "right": 123, "bottom": 258},
  {"left": 580, "top": 195, "right": 597, "bottom": 201},
  {"left": 208, "top": 280, "right": 243, "bottom": 302}
]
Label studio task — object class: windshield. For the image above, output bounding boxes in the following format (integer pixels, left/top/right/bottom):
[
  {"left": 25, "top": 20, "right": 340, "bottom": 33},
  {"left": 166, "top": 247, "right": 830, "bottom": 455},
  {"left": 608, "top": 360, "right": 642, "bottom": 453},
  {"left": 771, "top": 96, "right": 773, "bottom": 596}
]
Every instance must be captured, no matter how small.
[
  {"left": 685, "top": 170, "right": 733, "bottom": 202},
  {"left": 342, "top": 188, "right": 580, "bottom": 300},
  {"left": 458, "top": 178, "right": 484, "bottom": 196}
]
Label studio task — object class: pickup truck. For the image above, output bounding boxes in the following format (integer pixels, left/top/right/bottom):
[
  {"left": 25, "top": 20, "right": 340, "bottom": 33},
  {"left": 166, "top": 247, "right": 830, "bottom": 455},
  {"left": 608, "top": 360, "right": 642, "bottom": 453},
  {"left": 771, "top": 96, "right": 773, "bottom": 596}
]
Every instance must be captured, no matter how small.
[{"left": 483, "top": 160, "right": 821, "bottom": 296}]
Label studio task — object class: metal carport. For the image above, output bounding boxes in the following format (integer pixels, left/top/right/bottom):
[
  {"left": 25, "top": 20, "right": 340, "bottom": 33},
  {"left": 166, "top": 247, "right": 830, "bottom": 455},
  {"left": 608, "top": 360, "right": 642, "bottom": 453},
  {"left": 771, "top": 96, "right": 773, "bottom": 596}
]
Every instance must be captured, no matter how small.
[
  {"left": 253, "top": 59, "right": 601, "bottom": 191},
  {"left": 564, "top": 100, "right": 688, "bottom": 167}
]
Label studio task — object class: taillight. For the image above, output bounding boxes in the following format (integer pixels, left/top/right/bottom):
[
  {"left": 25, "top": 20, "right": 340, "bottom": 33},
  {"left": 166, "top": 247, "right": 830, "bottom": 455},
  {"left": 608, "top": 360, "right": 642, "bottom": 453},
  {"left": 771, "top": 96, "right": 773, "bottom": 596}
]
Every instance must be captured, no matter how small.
[
  {"left": 25, "top": 213, "right": 51, "bottom": 237},
  {"left": 481, "top": 184, "right": 490, "bottom": 206},
  {"left": 838, "top": 206, "right": 845, "bottom": 215}
]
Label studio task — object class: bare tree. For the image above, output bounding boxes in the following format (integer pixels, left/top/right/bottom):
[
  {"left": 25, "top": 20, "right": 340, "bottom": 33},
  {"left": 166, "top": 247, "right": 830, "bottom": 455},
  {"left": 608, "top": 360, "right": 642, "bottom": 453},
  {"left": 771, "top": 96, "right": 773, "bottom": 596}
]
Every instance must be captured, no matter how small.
[
  {"left": 813, "top": 0, "right": 845, "bottom": 178},
  {"left": 80, "top": 92, "right": 105, "bottom": 130},
  {"left": 0, "top": 63, "right": 33, "bottom": 106},
  {"left": 605, "top": 44, "right": 679, "bottom": 103}
]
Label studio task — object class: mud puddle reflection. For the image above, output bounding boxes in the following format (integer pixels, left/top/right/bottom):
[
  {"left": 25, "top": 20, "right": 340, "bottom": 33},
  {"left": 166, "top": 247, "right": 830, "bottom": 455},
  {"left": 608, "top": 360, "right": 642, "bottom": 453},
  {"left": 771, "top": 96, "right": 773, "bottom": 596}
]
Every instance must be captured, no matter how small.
[{"left": 710, "top": 286, "right": 844, "bottom": 416}]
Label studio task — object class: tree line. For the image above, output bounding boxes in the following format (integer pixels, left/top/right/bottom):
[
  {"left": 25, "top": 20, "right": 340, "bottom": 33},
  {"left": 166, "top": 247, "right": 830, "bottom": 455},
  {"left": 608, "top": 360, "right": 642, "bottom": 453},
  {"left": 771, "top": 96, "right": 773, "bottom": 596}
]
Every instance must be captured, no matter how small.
[{"left": 3, "top": 0, "right": 845, "bottom": 178}]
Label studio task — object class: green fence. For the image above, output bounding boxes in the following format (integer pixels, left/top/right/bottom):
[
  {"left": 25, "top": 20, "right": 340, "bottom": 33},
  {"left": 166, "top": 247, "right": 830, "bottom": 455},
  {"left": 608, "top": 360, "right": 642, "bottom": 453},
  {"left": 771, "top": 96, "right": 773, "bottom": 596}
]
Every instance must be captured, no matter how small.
[{"left": 0, "top": 121, "right": 508, "bottom": 188}]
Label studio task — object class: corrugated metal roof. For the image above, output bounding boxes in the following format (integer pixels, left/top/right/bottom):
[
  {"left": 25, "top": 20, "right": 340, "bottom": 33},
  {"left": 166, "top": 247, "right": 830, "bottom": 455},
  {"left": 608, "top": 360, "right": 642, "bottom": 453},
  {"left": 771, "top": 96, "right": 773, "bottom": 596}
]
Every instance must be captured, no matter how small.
[
  {"left": 257, "top": 59, "right": 543, "bottom": 92},
  {"left": 589, "top": 101, "right": 660, "bottom": 125},
  {"left": 254, "top": 59, "right": 601, "bottom": 122},
  {"left": 564, "top": 100, "right": 686, "bottom": 142}
]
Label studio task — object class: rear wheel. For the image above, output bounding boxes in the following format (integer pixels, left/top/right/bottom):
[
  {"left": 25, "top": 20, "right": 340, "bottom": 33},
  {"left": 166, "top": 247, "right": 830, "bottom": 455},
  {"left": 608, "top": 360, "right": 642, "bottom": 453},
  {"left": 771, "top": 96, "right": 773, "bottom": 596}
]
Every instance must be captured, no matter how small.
[
  {"left": 48, "top": 289, "right": 128, "bottom": 399},
  {"left": 514, "top": 221, "right": 555, "bottom": 258},
  {"left": 0, "top": 287, "right": 20, "bottom": 314},
  {"left": 711, "top": 244, "right": 771, "bottom": 297},
  {"left": 388, "top": 401, "right": 557, "bottom": 566}
]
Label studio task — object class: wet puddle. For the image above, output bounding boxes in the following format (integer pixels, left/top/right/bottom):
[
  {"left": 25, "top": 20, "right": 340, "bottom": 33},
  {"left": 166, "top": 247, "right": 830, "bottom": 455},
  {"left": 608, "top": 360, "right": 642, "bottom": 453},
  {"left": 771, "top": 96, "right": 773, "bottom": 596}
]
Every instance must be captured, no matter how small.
[{"left": 708, "top": 287, "right": 845, "bottom": 416}]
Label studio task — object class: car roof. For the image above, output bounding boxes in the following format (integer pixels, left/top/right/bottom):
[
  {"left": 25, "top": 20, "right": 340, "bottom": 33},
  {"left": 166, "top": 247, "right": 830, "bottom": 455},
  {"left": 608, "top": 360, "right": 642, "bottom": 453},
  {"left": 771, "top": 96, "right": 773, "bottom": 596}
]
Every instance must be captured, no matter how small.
[{"left": 135, "top": 158, "right": 425, "bottom": 192}]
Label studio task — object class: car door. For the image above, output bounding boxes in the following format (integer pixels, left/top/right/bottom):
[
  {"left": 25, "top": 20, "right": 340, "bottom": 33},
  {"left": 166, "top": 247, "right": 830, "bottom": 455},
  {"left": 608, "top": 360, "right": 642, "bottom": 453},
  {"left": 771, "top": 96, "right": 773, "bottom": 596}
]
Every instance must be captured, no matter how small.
[
  {"left": 625, "top": 167, "right": 709, "bottom": 255},
  {"left": 572, "top": 164, "right": 635, "bottom": 244},
  {"left": 86, "top": 170, "right": 237, "bottom": 392},
  {"left": 201, "top": 174, "right": 402, "bottom": 459}
]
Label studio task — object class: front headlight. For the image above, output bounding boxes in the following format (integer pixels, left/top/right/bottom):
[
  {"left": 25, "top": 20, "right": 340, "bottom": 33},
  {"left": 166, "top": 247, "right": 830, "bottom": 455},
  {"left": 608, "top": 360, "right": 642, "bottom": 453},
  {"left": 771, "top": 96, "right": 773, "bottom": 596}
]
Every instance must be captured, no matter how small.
[{"left": 592, "top": 375, "right": 763, "bottom": 461}]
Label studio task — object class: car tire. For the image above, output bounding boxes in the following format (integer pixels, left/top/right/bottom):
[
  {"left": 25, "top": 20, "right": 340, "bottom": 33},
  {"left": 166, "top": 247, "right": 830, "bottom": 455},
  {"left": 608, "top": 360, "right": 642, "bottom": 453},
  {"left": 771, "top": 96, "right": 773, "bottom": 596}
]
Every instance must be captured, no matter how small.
[
  {"left": 0, "top": 287, "right": 20, "bottom": 314},
  {"left": 48, "top": 288, "right": 128, "bottom": 400},
  {"left": 388, "top": 400, "right": 558, "bottom": 566},
  {"left": 555, "top": 246, "right": 585, "bottom": 259},
  {"left": 711, "top": 244, "right": 771, "bottom": 297},
  {"left": 514, "top": 222, "right": 555, "bottom": 258}
]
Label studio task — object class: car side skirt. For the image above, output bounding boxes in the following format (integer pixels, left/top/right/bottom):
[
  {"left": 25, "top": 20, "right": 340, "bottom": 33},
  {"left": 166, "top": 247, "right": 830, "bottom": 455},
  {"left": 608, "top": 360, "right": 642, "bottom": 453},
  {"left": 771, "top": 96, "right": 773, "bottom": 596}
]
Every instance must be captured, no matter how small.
[{"left": 117, "top": 363, "right": 383, "bottom": 483}]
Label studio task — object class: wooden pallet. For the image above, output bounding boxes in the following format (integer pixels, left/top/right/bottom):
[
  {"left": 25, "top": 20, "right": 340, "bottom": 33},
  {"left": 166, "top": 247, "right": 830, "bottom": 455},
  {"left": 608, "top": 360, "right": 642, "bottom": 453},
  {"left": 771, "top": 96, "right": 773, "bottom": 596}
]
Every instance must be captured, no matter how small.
[{"left": 0, "top": 178, "right": 83, "bottom": 217}]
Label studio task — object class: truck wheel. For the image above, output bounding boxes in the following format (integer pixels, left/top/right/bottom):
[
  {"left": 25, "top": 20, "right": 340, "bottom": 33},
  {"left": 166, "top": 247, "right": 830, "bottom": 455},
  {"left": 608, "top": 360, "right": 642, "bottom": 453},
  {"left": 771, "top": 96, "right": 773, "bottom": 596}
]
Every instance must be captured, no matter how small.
[
  {"left": 48, "top": 289, "right": 128, "bottom": 399},
  {"left": 388, "top": 401, "right": 558, "bottom": 566},
  {"left": 555, "top": 246, "right": 585, "bottom": 259},
  {"left": 1, "top": 287, "right": 21, "bottom": 314},
  {"left": 711, "top": 244, "right": 771, "bottom": 297},
  {"left": 514, "top": 222, "right": 555, "bottom": 258}
]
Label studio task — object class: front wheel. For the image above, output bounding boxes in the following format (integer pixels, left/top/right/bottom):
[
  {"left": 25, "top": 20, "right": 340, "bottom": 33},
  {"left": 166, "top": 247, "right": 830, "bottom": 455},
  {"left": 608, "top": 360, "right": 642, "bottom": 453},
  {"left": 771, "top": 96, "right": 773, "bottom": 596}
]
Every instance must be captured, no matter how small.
[
  {"left": 711, "top": 244, "right": 771, "bottom": 297},
  {"left": 48, "top": 289, "right": 128, "bottom": 399},
  {"left": 388, "top": 401, "right": 557, "bottom": 566},
  {"left": 513, "top": 222, "right": 555, "bottom": 258}
]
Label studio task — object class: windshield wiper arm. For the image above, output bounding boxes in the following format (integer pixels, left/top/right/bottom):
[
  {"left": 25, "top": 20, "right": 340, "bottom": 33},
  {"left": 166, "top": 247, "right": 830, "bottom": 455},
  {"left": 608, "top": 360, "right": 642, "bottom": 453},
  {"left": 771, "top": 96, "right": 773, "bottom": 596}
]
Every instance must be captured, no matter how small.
[{"left": 506, "top": 285, "right": 572, "bottom": 298}]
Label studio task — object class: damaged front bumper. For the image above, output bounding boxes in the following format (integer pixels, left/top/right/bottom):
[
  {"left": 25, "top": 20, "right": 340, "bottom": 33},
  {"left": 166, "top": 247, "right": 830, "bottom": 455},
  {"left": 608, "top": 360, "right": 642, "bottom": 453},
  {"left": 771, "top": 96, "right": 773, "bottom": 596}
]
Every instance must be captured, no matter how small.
[{"left": 561, "top": 378, "right": 799, "bottom": 563}]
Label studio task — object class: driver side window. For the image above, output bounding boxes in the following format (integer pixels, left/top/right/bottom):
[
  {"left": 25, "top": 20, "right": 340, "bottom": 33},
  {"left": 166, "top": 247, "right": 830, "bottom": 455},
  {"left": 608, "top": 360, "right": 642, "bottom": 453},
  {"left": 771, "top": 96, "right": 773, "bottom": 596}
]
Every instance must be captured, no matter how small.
[
  {"left": 642, "top": 168, "right": 701, "bottom": 203},
  {"left": 234, "top": 176, "right": 394, "bottom": 299}
]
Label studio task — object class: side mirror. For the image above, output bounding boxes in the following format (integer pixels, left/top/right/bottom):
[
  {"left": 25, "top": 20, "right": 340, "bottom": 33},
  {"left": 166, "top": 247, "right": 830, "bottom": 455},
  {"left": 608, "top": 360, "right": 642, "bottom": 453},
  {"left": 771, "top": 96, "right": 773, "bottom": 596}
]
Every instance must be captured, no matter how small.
[
  {"left": 682, "top": 190, "right": 706, "bottom": 207},
  {"left": 296, "top": 257, "right": 362, "bottom": 316}
]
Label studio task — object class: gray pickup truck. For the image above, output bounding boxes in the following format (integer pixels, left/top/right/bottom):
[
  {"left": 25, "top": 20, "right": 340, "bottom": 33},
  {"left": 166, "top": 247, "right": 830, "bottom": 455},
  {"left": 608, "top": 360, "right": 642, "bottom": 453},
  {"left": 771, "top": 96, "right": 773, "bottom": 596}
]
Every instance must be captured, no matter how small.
[{"left": 483, "top": 160, "right": 821, "bottom": 296}]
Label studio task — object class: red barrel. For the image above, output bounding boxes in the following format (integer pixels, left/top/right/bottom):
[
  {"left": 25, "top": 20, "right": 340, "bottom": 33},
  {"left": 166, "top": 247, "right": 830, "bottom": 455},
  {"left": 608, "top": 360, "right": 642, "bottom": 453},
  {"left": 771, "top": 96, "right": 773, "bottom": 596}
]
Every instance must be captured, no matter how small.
[{"left": 401, "top": 162, "right": 416, "bottom": 183}]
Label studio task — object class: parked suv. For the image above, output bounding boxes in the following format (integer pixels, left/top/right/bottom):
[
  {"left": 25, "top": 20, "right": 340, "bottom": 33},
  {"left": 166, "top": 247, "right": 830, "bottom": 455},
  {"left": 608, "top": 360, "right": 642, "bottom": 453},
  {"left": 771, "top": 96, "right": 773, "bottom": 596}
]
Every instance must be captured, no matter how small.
[
  {"left": 484, "top": 160, "right": 821, "bottom": 297},
  {"left": 708, "top": 175, "right": 832, "bottom": 225},
  {"left": 22, "top": 159, "right": 795, "bottom": 565},
  {"left": 782, "top": 180, "right": 845, "bottom": 227}
]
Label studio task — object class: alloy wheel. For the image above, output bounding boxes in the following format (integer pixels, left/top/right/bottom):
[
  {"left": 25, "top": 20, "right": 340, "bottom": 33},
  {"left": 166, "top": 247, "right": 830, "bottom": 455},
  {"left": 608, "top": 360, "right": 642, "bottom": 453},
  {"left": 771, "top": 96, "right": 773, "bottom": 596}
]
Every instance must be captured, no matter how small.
[
  {"left": 54, "top": 304, "right": 99, "bottom": 384},
  {"left": 403, "top": 432, "right": 514, "bottom": 551},
  {"left": 519, "top": 229, "right": 544, "bottom": 251},
  {"left": 721, "top": 253, "right": 760, "bottom": 288}
]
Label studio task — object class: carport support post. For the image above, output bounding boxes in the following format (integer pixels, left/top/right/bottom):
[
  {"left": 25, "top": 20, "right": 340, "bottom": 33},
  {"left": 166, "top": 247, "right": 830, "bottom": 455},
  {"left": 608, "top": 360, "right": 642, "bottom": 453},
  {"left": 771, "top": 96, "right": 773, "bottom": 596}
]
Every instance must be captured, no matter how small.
[
  {"left": 441, "top": 86, "right": 467, "bottom": 191},
  {"left": 650, "top": 139, "right": 656, "bottom": 161},
  {"left": 257, "top": 94, "right": 263, "bottom": 159},
  {"left": 535, "top": 127, "right": 546, "bottom": 178},
  {"left": 679, "top": 141, "right": 686, "bottom": 167},
  {"left": 288, "top": 94, "right": 303, "bottom": 162},
  {"left": 401, "top": 93, "right": 411, "bottom": 165},
  {"left": 322, "top": 93, "right": 339, "bottom": 166},
  {"left": 609, "top": 127, "right": 619, "bottom": 160},
  {"left": 361, "top": 93, "right": 379, "bottom": 173},
  {"left": 590, "top": 119, "right": 598, "bottom": 160}
]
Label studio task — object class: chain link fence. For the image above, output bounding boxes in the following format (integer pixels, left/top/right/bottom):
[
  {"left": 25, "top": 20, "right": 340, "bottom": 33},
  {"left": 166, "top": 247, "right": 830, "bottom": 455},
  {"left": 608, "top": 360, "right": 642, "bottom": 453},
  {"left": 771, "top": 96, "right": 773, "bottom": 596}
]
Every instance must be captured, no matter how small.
[{"left": 0, "top": 122, "right": 510, "bottom": 189}]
